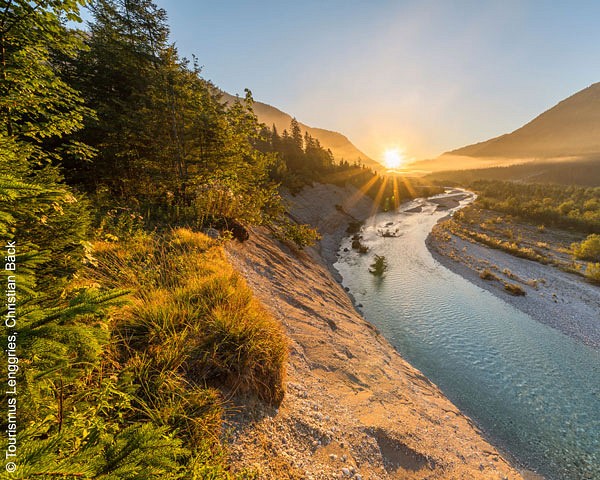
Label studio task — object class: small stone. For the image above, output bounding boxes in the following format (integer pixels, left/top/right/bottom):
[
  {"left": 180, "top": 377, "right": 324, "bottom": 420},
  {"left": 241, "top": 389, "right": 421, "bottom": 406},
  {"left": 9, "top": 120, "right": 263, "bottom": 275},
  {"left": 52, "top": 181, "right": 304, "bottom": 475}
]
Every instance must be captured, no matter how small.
[
  {"left": 329, "top": 454, "right": 338, "bottom": 461},
  {"left": 341, "top": 467, "right": 351, "bottom": 476},
  {"left": 355, "top": 475, "right": 362, "bottom": 480},
  {"left": 341, "top": 455, "right": 347, "bottom": 462},
  {"left": 202, "top": 227, "right": 220, "bottom": 239}
]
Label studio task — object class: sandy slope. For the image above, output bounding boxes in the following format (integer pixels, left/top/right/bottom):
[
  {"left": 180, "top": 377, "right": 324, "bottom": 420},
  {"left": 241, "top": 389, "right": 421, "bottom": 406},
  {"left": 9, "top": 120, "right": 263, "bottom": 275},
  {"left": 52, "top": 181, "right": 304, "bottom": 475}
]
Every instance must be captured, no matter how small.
[{"left": 225, "top": 184, "right": 523, "bottom": 479}]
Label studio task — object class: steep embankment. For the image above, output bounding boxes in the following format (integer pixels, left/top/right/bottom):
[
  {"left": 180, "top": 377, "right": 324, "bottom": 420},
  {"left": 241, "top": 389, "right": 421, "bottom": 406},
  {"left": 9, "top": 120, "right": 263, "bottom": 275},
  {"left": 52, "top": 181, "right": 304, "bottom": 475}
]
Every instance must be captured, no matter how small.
[{"left": 225, "top": 184, "right": 523, "bottom": 480}]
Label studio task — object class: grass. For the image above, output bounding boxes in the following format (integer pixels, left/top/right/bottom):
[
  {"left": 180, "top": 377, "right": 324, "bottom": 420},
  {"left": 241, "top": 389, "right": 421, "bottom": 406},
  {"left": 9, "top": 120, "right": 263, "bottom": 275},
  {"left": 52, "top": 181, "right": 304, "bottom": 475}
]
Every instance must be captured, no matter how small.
[
  {"left": 88, "top": 228, "right": 288, "bottom": 474},
  {"left": 479, "top": 268, "right": 499, "bottom": 281}
]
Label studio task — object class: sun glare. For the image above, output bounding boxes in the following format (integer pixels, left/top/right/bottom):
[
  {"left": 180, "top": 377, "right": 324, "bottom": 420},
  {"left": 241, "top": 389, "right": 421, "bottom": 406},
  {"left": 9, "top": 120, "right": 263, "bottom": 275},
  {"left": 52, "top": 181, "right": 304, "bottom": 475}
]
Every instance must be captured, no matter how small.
[{"left": 383, "top": 149, "right": 404, "bottom": 170}]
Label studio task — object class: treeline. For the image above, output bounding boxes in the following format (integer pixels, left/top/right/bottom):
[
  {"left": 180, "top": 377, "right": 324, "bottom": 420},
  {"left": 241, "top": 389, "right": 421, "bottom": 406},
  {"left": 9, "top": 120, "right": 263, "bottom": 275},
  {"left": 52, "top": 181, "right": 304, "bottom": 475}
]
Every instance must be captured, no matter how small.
[
  {"left": 255, "top": 117, "right": 440, "bottom": 208},
  {"left": 426, "top": 157, "right": 600, "bottom": 187},
  {"left": 470, "top": 180, "right": 600, "bottom": 233},
  {"left": 65, "top": 1, "right": 294, "bottom": 233}
]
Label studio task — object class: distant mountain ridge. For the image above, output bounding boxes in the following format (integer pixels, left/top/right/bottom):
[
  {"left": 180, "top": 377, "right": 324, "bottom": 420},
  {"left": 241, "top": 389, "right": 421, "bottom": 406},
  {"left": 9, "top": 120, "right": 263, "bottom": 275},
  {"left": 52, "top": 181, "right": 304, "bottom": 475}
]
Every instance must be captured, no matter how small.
[
  {"left": 449, "top": 82, "right": 600, "bottom": 159},
  {"left": 415, "top": 82, "right": 600, "bottom": 172},
  {"left": 221, "top": 92, "right": 382, "bottom": 171}
]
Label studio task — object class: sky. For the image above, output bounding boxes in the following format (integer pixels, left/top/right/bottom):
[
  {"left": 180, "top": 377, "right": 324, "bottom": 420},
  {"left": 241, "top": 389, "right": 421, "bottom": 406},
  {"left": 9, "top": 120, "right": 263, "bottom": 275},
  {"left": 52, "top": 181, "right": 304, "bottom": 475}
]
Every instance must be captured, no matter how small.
[{"left": 120, "top": 1, "right": 600, "bottom": 162}]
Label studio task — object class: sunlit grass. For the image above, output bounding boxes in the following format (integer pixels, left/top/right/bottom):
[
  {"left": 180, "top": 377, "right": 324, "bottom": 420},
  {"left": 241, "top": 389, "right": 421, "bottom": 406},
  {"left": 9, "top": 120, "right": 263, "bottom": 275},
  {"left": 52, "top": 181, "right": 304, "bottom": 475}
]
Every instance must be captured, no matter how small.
[{"left": 86, "top": 228, "right": 289, "bottom": 473}]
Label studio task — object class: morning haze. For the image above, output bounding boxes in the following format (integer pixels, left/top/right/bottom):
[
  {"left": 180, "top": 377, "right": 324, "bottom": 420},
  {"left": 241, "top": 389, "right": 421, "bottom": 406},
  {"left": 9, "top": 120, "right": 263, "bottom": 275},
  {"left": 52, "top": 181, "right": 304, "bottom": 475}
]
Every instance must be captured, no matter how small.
[{"left": 157, "top": 0, "right": 600, "bottom": 163}]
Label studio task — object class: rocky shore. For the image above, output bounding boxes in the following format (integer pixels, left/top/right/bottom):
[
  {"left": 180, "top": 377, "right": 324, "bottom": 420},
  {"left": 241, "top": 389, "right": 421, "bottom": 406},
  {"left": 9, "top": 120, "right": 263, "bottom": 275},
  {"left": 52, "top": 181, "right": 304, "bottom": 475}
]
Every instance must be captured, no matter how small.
[
  {"left": 427, "top": 216, "right": 600, "bottom": 349},
  {"left": 225, "top": 184, "right": 526, "bottom": 479}
]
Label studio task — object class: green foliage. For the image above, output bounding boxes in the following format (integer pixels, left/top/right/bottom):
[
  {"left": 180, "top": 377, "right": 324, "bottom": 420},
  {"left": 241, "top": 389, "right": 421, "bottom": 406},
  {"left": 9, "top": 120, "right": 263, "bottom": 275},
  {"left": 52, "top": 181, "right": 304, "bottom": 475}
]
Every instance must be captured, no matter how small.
[
  {"left": 271, "top": 221, "right": 321, "bottom": 249},
  {"left": 2, "top": 1, "right": 286, "bottom": 476},
  {"left": 463, "top": 181, "right": 600, "bottom": 233},
  {"left": 69, "top": 1, "right": 283, "bottom": 233},
  {"left": 0, "top": 0, "right": 95, "bottom": 300},
  {"left": 369, "top": 255, "right": 388, "bottom": 276},
  {"left": 15, "top": 422, "right": 187, "bottom": 479},
  {"left": 572, "top": 234, "right": 600, "bottom": 261},
  {"left": 584, "top": 263, "right": 600, "bottom": 284}
]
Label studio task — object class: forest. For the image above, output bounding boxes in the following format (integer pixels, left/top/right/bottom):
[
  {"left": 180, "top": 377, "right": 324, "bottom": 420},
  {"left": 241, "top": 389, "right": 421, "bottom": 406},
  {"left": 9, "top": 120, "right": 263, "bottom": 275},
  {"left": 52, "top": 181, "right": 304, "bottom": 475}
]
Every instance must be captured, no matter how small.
[
  {"left": 467, "top": 180, "right": 600, "bottom": 233},
  {"left": 0, "top": 0, "right": 435, "bottom": 477},
  {"left": 426, "top": 157, "right": 600, "bottom": 187}
]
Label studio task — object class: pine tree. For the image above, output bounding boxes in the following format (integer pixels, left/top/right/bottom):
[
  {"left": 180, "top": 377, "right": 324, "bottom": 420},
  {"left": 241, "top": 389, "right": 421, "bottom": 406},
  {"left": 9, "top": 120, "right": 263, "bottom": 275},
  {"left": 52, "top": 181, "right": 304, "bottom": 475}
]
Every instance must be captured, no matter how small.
[{"left": 0, "top": 0, "right": 94, "bottom": 298}]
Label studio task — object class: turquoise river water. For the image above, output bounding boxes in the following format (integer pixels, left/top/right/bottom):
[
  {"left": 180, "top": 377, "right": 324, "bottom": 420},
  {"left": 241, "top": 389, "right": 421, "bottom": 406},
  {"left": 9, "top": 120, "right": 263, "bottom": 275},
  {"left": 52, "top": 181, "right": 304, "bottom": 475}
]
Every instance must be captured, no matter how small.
[{"left": 333, "top": 192, "right": 600, "bottom": 480}]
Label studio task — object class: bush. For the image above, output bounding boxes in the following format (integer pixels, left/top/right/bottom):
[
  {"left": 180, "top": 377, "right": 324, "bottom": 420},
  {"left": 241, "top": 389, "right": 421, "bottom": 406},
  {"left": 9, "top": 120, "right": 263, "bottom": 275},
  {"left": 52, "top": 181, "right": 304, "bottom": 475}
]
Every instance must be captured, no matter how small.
[
  {"left": 585, "top": 263, "right": 600, "bottom": 284},
  {"left": 480, "top": 269, "right": 498, "bottom": 281},
  {"left": 273, "top": 221, "right": 321, "bottom": 249},
  {"left": 504, "top": 282, "right": 526, "bottom": 296},
  {"left": 369, "top": 255, "right": 388, "bottom": 276},
  {"left": 572, "top": 234, "right": 600, "bottom": 261}
]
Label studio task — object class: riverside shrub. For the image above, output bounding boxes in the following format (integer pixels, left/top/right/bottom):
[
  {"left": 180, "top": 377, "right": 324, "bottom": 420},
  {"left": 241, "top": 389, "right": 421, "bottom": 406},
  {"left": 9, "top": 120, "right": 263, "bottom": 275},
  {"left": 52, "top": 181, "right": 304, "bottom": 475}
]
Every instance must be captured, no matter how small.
[{"left": 572, "top": 234, "right": 600, "bottom": 262}]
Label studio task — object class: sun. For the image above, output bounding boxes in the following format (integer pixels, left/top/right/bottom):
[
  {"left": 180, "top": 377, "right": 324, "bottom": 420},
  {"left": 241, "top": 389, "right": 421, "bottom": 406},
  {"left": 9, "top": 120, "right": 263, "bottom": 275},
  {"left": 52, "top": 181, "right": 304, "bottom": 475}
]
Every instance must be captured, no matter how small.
[{"left": 383, "top": 148, "right": 405, "bottom": 170}]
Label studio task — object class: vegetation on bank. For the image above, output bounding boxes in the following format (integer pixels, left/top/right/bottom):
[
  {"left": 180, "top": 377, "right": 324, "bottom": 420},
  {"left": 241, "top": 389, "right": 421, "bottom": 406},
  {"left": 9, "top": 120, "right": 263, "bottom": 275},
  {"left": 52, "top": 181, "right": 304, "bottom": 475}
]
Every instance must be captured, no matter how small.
[
  {"left": 10, "top": 229, "right": 284, "bottom": 478},
  {"left": 425, "top": 157, "right": 600, "bottom": 187},
  {"left": 1, "top": 0, "right": 284, "bottom": 476},
  {"left": 0, "top": 0, "right": 445, "bottom": 476},
  {"left": 434, "top": 199, "right": 600, "bottom": 285},
  {"left": 443, "top": 181, "right": 600, "bottom": 234},
  {"left": 428, "top": 168, "right": 600, "bottom": 285}
]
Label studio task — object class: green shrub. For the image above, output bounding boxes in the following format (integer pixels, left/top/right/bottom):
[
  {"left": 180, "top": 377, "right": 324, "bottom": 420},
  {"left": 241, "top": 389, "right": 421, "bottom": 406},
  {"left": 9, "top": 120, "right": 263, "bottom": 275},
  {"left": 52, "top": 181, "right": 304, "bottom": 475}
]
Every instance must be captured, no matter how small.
[
  {"left": 572, "top": 234, "right": 600, "bottom": 261},
  {"left": 584, "top": 263, "right": 600, "bottom": 284},
  {"left": 369, "top": 255, "right": 388, "bottom": 276},
  {"left": 273, "top": 221, "right": 321, "bottom": 249}
]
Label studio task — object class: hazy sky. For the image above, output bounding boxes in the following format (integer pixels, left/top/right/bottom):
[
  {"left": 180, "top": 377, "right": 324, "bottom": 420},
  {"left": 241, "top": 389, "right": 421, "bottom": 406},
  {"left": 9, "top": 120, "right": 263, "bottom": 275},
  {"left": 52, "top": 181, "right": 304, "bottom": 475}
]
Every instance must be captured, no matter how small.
[{"left": 149, "top": 1, "right": 599, "bottom": 162}]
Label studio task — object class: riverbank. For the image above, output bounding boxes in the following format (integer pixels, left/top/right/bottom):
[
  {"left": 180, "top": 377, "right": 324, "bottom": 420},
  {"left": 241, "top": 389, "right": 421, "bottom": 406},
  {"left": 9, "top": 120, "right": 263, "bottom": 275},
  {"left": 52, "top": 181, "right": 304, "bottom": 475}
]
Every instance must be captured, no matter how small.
[
  {"left": 225, "top": 184, "right": 524, "bottom": 479},
  {"left": 427, "top": 209, "right": 600, "bottom": 349}
]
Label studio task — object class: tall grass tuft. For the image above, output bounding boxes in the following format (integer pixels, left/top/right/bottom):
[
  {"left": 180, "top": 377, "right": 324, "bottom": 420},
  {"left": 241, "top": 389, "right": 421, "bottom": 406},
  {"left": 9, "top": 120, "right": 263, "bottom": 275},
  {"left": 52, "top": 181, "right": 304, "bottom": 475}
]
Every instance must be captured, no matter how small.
[{"left": 92, "top": 229, "right": 288, "bottom": 429}]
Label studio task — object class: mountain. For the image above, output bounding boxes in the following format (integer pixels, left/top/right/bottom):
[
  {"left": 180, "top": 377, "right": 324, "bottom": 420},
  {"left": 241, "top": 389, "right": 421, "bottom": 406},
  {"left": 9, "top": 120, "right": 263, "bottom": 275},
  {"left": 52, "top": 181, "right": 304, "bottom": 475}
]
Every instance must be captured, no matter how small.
[
  {"left": 221, "top": 92, "right": 383, "bottom": 171},
  {"left": 415, "top": 82, "right": 600, "bottom": 172}
]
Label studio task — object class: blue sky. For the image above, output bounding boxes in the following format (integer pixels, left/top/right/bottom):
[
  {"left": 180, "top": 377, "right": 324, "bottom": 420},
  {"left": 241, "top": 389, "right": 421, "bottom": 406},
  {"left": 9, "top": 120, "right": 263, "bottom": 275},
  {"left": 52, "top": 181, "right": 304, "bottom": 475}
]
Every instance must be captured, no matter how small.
[{"left": 104, "top": 1, "right": 600, "bottom": 161}]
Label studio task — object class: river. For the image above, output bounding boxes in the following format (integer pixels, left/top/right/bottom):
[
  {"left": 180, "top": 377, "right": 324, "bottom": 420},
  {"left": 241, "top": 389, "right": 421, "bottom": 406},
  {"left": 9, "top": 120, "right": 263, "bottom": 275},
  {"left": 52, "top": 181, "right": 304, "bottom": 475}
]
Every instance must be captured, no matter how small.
[{"left": 333, "top": 190, "right": 600, "bottom": 480}]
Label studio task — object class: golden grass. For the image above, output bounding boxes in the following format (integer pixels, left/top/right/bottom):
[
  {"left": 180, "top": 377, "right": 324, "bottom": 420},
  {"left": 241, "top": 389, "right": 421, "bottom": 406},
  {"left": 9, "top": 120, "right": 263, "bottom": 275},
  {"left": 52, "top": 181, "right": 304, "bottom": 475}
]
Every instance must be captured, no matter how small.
[{"left": 88, "top": 228, "right": 289, "bottom": 453}]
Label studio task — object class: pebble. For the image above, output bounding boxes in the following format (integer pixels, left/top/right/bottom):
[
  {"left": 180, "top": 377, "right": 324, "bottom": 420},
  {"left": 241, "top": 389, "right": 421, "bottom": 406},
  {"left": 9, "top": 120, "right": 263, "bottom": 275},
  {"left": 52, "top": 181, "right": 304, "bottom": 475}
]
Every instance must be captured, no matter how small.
[
  {"left": 355, "top": 475, "right": 362, "bottom": 480},
  {"left": 341, "top": 467, "right": 351, "bottom": 476},
  {"left": 330, "top": 454, "right": 338, "bottom": 461}
]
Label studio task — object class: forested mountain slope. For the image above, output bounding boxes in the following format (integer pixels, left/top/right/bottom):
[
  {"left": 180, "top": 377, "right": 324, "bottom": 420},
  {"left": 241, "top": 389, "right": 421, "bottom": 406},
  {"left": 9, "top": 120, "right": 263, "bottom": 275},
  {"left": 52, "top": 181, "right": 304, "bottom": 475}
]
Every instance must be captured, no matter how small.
[{"left": 221, "top": 92, "right": 382, "bottom": 170}]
